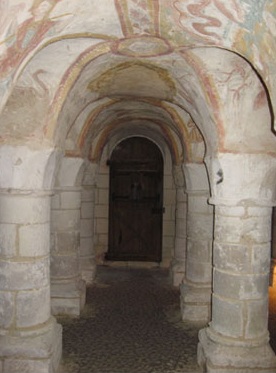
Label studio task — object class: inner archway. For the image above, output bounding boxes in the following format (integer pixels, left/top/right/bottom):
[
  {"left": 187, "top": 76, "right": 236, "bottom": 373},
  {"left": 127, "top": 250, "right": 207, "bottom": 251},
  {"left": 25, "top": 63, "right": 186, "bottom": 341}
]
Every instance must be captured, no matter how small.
[{"left": 106, "top": 136, "right": 164, "bottom": 262}]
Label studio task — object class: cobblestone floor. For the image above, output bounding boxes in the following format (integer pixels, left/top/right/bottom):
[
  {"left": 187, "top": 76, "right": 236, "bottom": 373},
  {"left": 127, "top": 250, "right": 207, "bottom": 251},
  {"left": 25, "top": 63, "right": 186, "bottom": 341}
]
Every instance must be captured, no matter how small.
[{"left": 57, "top": 265, "right": 204, "bottom": 373}]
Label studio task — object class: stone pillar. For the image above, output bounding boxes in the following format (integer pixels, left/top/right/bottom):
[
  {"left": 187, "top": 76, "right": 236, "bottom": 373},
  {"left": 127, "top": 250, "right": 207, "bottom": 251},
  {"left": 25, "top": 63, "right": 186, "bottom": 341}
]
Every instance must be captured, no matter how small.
[
  {"left": 198, "top": 153, "right": 276, "bottom": 372},
  {"left": 180, "top": 163, "right": 213, "bottom": 323},
  {"left": 171, "top": 165, "right": 187, "bottom": 286},
  {"left": 80, "top": 185, "right": 96, "bottom": 284},
  {"left": 198, "top": 200, "right": 276, "bottom": 372},
  {"left": 79, "top": 161, "right": 98, "bottom": 283},
  {"left": 0, "top": 190, "right": 62, "bottom": 373},
  {"left": 51, "top": 186, "right": 85, "bottom": 315}
]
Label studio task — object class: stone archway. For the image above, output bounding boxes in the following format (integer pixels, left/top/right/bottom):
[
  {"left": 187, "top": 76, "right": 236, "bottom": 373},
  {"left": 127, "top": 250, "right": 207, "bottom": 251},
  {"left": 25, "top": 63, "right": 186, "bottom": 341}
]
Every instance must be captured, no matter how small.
[{"left": 0, "top": 6, "right": 276, "bottom": 369}]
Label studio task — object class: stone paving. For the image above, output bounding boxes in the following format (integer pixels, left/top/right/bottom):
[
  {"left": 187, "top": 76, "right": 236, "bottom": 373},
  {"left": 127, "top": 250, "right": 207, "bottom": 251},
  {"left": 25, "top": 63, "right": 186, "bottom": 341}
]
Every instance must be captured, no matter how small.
[{"left": 57, "top": 265, "right": 204, "bottom": 373}]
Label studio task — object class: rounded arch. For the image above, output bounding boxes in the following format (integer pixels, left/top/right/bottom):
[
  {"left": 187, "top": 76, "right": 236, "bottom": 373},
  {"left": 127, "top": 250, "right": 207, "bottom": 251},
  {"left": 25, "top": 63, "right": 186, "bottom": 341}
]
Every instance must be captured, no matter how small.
[{"left": 2, "top": 40, "right": 274, "bottom": 163}]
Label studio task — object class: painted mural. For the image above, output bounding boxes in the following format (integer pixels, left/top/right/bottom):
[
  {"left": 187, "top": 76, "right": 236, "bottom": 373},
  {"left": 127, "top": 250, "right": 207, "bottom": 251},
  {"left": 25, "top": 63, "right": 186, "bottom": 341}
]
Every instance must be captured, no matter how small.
[{"left": 0, "top": 0, "right": 276, "bottom": 129}]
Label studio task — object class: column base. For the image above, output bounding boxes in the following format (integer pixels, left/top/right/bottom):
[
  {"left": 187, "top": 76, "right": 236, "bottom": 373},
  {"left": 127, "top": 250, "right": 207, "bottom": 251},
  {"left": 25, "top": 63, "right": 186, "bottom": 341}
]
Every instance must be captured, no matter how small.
[
  {"left": 0, "top": 317, "right": 62, "bottom": 373},
  {"left": 198, "top": 328, "right": 276, "bottom": 373},
  {"left": 180, "top": 283, "right": 211, "bottom": 323},
  {"left": 51, "top": 278, "right": 86, "bottom": 316},
  {"left": 170, "top": 259, "right": 185, "bottom": 287},
  {"left": 80, "top": 257, "right": 97, "bottom": 285}
]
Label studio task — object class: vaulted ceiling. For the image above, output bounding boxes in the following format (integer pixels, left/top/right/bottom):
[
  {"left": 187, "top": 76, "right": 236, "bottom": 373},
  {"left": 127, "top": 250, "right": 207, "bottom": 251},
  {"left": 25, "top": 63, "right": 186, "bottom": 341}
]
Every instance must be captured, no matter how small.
[{"left": 1, "top": 0, "right": 276, "bottom": 162}]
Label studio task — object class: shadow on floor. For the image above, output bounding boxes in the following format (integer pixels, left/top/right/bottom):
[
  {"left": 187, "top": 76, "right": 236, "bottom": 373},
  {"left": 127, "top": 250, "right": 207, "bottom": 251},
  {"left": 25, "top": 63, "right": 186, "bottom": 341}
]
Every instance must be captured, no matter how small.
[{"left": 58, "top": 265, "right": 204, "bottom": 373}]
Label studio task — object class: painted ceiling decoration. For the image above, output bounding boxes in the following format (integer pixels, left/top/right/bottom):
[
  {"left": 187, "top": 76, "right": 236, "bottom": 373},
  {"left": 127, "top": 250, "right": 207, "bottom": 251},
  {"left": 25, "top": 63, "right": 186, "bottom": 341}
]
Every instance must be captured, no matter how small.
[{"left": 0, "top": 0, "right": 275, "bottom": 162}]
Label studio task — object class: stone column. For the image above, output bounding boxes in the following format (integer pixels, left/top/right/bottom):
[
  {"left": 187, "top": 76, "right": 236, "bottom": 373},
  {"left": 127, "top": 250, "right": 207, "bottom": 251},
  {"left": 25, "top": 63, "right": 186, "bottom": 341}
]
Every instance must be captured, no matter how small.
[
  {"left": 198, "top": 153, "right": 276, "bottom": 372},
  {"left": 80, "top": 185, "right": 96, "bottom": 284},
  {"left": 51, "top": 186, "right": 85, "bottom": 315},
  {"left": 79, "top": 161, "right": 98, "bottom": 284},
  {"left": 180, "top": 163, "right": 213, "bottom": 323},
  {"left": 171, "top": 165, "right": 187, "bottom": 286},
  {"left": 198, "top": 200, "right": 276, "bottom": 372},
  {"left": 0, "top": 190, "right": 62, "bottom": 373}
]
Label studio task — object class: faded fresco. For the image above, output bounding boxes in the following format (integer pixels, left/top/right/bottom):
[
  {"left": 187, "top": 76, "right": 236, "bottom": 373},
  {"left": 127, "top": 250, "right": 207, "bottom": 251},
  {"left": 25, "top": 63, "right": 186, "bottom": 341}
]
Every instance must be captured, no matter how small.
[{"left": 0, "top": 0, "right": 275, "bottom": 145}]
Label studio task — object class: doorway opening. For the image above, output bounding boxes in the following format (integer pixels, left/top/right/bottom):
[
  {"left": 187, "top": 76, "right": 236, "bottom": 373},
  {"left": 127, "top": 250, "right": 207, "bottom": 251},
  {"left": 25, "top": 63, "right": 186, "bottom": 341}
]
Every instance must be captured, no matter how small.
[{"left": 106, "top": 137, "right": 164, "bottom": 262}]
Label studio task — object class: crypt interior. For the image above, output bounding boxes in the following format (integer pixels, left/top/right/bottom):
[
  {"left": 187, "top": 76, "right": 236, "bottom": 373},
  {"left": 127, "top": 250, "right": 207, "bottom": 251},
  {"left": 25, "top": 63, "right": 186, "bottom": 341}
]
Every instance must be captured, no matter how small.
[{"left": 1, "top": 1, "right": 276, "bottom": 372}]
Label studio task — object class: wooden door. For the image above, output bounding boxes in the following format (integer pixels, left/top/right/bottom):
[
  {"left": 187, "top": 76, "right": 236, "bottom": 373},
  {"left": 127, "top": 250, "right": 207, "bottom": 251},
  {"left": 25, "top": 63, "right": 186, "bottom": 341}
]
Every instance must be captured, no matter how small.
[{"left": 107, "top": 137, "right": 163, "bottom": 262}]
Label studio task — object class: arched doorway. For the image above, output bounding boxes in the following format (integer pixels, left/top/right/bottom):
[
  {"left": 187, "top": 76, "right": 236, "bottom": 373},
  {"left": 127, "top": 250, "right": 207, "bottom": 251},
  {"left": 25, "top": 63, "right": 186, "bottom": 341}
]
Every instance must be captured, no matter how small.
[{"left": 106, "top": 137, "right": 164, "bottom": 262}]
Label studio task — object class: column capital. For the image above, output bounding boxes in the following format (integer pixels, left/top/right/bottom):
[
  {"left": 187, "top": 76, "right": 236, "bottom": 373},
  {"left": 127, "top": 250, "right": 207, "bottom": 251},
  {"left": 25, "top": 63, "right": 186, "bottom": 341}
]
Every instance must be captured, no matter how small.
[
  {"left": 53, "top": 185, "right": 82, "bottom": 192},
  {"left": 205, "top": 153, "right": 276, "bottom": 206},
  {"left": 208, "top": 196, "right": 275, "bottom": 208},
  {"left": 0, "top": 188, "right": 53, "bottom": 197}
]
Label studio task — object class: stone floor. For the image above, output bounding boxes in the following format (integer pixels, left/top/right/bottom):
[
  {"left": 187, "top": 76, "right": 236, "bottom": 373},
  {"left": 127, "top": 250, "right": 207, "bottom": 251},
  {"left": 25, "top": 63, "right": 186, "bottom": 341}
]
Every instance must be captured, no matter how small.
[
  {"left": 57, "top": 264, "right": 276, "bottom": 373},
  {"left": 57, "top": 264, "right": 204, "bottom": 373}
]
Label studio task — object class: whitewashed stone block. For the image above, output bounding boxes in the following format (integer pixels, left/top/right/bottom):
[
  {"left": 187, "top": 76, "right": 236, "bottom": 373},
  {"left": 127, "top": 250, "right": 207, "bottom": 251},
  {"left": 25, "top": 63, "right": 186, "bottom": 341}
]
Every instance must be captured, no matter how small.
[
  {"left": 51, "top": 210, "right": 80, "bottom": 231},
  {"left": 163, "top": 188, "right": 176, "bottom": 205},
  {"left": 80, "top": 237, "right": 93, "bottom": 256},
  {"left": 0, "top": 258, "right": 49, "bottom": 291},
  {"left": 81, "top": 202, "right": 95, "bottom": 218},
  {"left": 248, "top": 206, "right": 272, "bottom": 216},
  {"left": 0, "top": 291, "right": 14, "bottom": 329},
  {"left": 97, "top": 174, "right": 109, "bottom": 188},
  {"left": 0, "top": 146, "right": 58, "bottom": 190},
  {"left": 175, "top": 202, "right": 187, "bottom": 219},
  {"left": 183, "top": 163, "right": 209, "bottom": 191},
  {"left": 4, "top": 358, "right": 51, "bottom": 373},
  {"left": 55, "top": 231, "right": 79, "bottom": 254},
  {"left": 164, "top": 175, "right": 173, "bottom": 189},
  {"left": 16, "top": 287, "right": 50, "bottom": 327},
  {"left": 81, "top": 188, "right": 95, "bottom": 202},
  {"left": 180, "top": 284, "right": 211, "bottom": 322},
  {"left": 187, "top": 240, "right": 211, "bottom": 262},
  {"left": 50, "top": 254, "right": 79, "bottom": 278},
  {"left": 98, "top": 189, "right": 108, "bottom": 204},
  {"left": 174, "top": 237, "right": 186, "bottom": 258},
  {"left": 60, "top": 191, "right": 81, "bottom": 209},
  {"left": 214, "top": 270, "right": 268, "bottom": 300},
  {"left": 188, "top": 214, "right": 213, "bottom": 239},
  {"left": 216, "top": 205, "right": 245, "bottom": 217},
  {"left": 215, "top": 215, "right": 244, "bottom": 243},
  {"left": 19, "top": 223, "right": 49, "bottom": 257},
  {"left": 176, "top": 188, "right": 187, "bottom": 202},
  {"left": 186, "top": 261, "right": 212, "bottom": 283},
  {"left": 212, "top": 295, "right": 243, "bottom": 338},
  {"left": 213, "top": 242, "right": 251, "bottom": 273},
  {"left": 95, "top": 218, "right": 108, "bottom": 234},
  {"left": 252, "top": 243, "right": 271, "bottom": 273},
  {"left": 50, "top": 193, "right": 60, "bottom": 209},
  {"left": 51, "top": 297, "right": 81, "bottom": 316},
  {"left": 175, "top": 221, "right": 186, "bottom": 238},
  {"left": 162, "top": 235, "right": 174, "bottom": 249},
  {"left": 80, "top": 219, "right": 93, "bottom": 237},
  {"left": 188, "top": 194, "right": 212, "bottom": 214},
  {"left": 0, "top": 224, "right": 17, "bottom": 257},
  {"left": 162, "top": 220, "right": 175, "bottom": 236},
  {"left": 56, "top": 157, "right": 83, "bottom": 187},
  {"left": 0, "top": 195, "right": 50, "bottom": 224},
  {"left": 245, "top": 298, "right": 269, "bottom": 340}
]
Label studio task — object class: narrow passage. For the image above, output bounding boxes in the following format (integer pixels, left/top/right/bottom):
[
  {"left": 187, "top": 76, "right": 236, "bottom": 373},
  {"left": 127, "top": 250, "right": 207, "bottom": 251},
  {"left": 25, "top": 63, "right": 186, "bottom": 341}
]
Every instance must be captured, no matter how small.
[{"left": 58, "top": 265, "right": 203, "bottom": 373}]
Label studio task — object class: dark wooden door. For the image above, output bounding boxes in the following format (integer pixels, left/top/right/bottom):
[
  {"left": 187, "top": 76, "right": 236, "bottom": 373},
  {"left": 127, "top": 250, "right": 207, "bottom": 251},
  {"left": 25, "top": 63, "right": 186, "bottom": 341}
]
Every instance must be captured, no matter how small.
[{"left": 107, "top": 137, "right": 163, "bottom": 262}]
